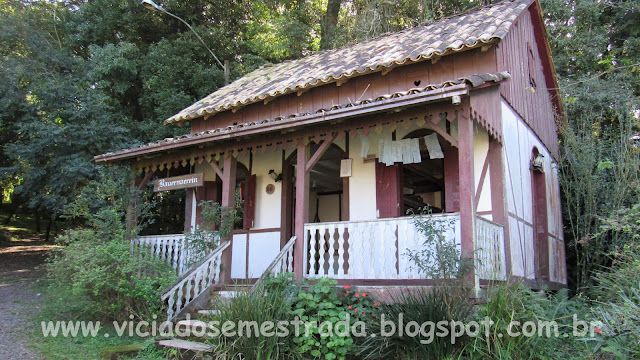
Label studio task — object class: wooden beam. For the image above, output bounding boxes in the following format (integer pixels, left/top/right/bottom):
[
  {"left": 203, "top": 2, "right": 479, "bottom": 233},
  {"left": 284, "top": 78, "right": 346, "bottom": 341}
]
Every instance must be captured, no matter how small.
[
  {"left": 488, "top": 138, "right": 511, "bottom": 276},
  {"left": 137, "top": 170, "right": 154, "bottom": 190},
  {"left": 207, "top": 160, "right": 223, "bottom": 180},
  {"left": 474, "top": 149, "right": 490, "bottom": 207},
  {"left": 305, "top": 133, "right": 337, "bottom": 172},
  {"left": 426, "top": 116, "right": 459, "bottom": 148},
  {"left": 457, "top": 107, "right": 478, "bottom": 297},
  {"left": 294, "top": 141, "right": 310, "bottom": 281},
  {"left": 220, "top": 155, "right": 237, "bottom": 283}
]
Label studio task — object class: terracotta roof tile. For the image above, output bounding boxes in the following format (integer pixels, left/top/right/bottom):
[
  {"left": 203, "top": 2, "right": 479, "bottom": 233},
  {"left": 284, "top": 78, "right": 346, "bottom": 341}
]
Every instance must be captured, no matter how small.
[
  {"left": 165, "top": 0, "right": 530, "bottom": 124},
  {"left": 96, "top": 72, "right": 510, "bottom": 162}
]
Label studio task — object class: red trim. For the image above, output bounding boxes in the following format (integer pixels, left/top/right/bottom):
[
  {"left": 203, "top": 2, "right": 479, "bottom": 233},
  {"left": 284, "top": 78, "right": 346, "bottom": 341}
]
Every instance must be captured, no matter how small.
[
  {"left": 306, "top": 133, "right": 337, "bottom": 172},
  {"left": 207, "top": 161, "right": 223, "bottom": 179},
  {"left": 457, "top": 104, "right": 476, "bottom": 285},
  {"left": 294, "top": 142, "right": 310, "bottom": 281},
  {"left": 220, "top": 155, "right": 237, "bottom": 283},
  {"left": 508, "top": 212, "right": 533, "bottom": 227},
  {"left": 531, "top": 153, "right": 549, "bottom": 282},
  {"left": 233, "top": 228, "right": 281, "bottom": 234},
  {"left": 474, "top": 149, "right": 490, "bottom": 208}
]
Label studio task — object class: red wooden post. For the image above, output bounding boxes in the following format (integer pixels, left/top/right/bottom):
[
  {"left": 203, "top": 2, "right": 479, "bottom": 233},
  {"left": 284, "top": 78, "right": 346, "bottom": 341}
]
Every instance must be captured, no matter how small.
[
  {"left": 457, "top": 108, "right": 478, "bottom": 295},
  {"left": 488, "top": 138, "right": 511, "bottom": 276},
  {"left": 220, "top": 154, "right": 237, "bottom": 284},
  {"left": 294, "top": 141, "right": 310, "bottom": 281}
]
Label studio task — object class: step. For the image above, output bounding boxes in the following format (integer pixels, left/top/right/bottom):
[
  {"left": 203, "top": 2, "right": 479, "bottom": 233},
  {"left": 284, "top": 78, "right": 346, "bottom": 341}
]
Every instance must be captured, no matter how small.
[
  {"left": 216, "top": 290, "right": 241, "bottom": 298},
  {"left": 158, "top": 339, "right": 212, "bottom": 352},
  {"left": 176, "top": 319, "right": 208, "bottom": 330},
  {"left": 197, "top": 309, "right": 220, "bottom": 316}
]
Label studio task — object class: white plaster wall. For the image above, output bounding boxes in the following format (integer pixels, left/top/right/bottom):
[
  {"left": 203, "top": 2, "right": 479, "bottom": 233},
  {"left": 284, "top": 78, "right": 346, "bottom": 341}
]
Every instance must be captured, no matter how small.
[
  {"left": 348, "top": 133, "right": 379, "bottom": 220},
  {"left": 251, "top": 151, "right": 282, "bottom": 229},
  {"left": 247, "top": 232, "right": 281, "bottom": 277},
  {"left": 231, "top": 233, "right": 247, "bottom": 278},
  {"left": 473, "top": 125, "right": 492, "bottom": 213},
  {"left": 501, "top": 100, "right": 565, "bottom": 282}
]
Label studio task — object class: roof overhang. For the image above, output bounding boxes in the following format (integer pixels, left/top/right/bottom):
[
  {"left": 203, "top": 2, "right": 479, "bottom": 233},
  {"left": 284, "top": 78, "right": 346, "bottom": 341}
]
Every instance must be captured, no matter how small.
[{"left": 97, "top": 84, "right": 469, "bottom": 164}]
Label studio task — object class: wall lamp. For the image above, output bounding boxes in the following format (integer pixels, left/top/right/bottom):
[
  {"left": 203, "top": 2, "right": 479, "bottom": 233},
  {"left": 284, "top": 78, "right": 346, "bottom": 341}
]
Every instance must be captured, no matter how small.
[
  {"left": 532, "top": 153, "right": 544, "bottom": 173},
  {"left": 268, "top": 169, "right": 282, "bottom": 182},
  {"left": 140, "top": 0, "right": 229, "bottom": 83}
]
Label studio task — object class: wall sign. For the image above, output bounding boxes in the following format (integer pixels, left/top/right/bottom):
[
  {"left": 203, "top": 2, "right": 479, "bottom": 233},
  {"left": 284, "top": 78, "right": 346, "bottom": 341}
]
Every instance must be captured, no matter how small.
[
  {"left": 340, "top": 159, "right": 353, "bottom": 177},
  {"left": 154, "top": 173, "right": 204, "bottom": 192}
]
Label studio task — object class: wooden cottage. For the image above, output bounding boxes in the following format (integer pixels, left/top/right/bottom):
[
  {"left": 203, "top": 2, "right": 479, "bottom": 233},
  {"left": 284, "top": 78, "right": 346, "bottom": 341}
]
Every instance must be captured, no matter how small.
[{"left": 96, "top": 0, "right": 567, "bottom": 319}]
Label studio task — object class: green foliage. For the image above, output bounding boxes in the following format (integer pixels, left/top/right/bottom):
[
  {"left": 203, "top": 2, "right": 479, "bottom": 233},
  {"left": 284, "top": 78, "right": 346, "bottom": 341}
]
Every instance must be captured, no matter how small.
[
  {"left": 47, "top": 168, "right": 175, "bottom": 321},
  {"left": 589, "top": 255, "right": 640, "bottom": 358},
  {"left": 183, "top": 200, "right": 236, "bottom": 265},
  {"left": 463, "top": 282, "right": 595, "bottom": 360},
  {"left": 291, "top": 277, "right": 354, "bottom": 360},
  {"left": 205, "top": 275, "right": 300, "bottom": 359},
  {"left": 356, "top": 287, "right": 471, "bottom": 360},
  {"left": 406, "top": 207, "right": 472, "bottom": 280},
  {"left": 541, "top": 0, "right": 640, "bottom": 291}
]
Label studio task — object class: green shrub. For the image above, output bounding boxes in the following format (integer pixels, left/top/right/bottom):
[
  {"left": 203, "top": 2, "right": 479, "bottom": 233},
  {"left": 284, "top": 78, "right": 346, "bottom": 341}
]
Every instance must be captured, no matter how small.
[
  {"left": 46, "top": 168, "right": 176, "bottom": 322},
  {"left": 205, "top": 275, "right": 300, "bottom": 359},
  {"left": 183, "top": 200, "right": 236, "bottom": 266},
  {"left": 589, "top": 257, "right": 640, "bottom": 358},
  {"left": 290, "top": 277, "right": 354, "bottom": 360},
  {"left": 463, "top": 281, "right": 595, "bottom": 360},
  {"left": 356, "top": 286, "right": 471, "bottom": 360}
]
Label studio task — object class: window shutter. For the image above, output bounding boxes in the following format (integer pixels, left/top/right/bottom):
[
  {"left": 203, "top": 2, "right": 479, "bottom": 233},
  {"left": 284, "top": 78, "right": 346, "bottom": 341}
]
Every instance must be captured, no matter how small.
[
  {"left": 375, "top": 161, "right": 401, "bottom": 218},
  {"left": 243, "top": 174, "right": 257, "bottom": 229}
]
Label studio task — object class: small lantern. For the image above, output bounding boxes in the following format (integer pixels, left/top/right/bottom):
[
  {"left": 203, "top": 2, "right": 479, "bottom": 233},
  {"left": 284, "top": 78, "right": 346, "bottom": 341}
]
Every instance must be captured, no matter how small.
[
  {"left": 268, "top": 169, "right": 282, "bottom": 182},
  {"left": 532, "top": 153, "right": 544, "bottom": 173}
]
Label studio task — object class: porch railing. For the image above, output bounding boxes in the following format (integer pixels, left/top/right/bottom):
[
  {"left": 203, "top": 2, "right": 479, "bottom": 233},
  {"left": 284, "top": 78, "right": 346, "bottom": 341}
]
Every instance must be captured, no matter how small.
[
  {"left": 132, "top": 234, "right": 189, "bottom": 276},
  {"left": 303, "top": 213, "right": 461, "bottom": 280},
  {"left": 475, "top": 217, "right": 507, "bottom": 280},
  {"left": 251, "top": 236, "right": 296, "bottom": 292},
  {"left": 160, "top": 241, "right": 230, "bottom": 321}
]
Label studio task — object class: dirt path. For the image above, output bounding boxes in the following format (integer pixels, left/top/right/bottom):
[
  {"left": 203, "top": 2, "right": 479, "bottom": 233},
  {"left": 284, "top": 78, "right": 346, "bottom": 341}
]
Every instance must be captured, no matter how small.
[{"left": 0, "top": 228, "right": 58, "bottom": 360}]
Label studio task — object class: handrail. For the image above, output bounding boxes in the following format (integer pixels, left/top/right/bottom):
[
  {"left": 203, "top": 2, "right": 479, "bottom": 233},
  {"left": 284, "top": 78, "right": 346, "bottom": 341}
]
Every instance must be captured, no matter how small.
[
  {"left": 251, "top": 236, "right": 296, "bottom": 292},
  {"left": 475, "top": 216, "right": 505, "bottom": 228},
  {"left": 161, "top": 240, "right": 230, "bottom": 321}
]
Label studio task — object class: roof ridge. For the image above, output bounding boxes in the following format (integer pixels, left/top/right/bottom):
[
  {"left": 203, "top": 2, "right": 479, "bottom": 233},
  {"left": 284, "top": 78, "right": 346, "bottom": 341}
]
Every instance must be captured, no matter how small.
[{"left": 165, "top": 0, "right": 531, "bottom": 124}]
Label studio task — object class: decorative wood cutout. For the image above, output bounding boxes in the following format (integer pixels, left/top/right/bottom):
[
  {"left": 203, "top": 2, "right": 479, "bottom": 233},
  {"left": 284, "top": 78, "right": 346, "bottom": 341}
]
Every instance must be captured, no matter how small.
[{"left": 266, "top": 184, "right": 275, "bottom": 195}]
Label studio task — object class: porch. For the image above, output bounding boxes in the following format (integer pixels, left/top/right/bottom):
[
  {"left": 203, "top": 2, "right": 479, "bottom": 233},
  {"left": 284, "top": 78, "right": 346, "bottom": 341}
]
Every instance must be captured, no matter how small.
[{"left": 135, "top": 213, "right": 506, "bottom": 319}]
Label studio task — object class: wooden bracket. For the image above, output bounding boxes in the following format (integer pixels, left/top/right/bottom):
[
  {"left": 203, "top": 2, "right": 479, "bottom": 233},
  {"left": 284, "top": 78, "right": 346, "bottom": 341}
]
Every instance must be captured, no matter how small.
[
  {"left": 305, "top": 132, "right": 337, "bottom": 172},
  {"left": 207, "top": 160, "right": 223, "bottom": 179},
  {"left": 426, "top": 116, "right": 459, "bottom": 148}
]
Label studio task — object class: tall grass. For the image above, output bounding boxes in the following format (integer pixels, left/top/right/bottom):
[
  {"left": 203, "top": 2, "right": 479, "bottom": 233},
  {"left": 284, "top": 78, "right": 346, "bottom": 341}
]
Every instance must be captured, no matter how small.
[
  {"left": 356, "top": 286, "right": 471, "bottom": 360},
  {"left": 204, "top": 286, "right": 300, "bottom": 359}
]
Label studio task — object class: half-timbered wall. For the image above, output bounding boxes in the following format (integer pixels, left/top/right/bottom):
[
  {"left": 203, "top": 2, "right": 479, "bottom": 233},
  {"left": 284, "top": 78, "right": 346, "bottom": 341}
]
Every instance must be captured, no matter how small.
[
  {"left": 497, "top": 8, "right": 559, "bottom": 157},
  {"left": 190, "top": 48, "right": 498, "bottom": 134},
  {"left": 502, "top": 100, "right": 566, "bottom": 284}
]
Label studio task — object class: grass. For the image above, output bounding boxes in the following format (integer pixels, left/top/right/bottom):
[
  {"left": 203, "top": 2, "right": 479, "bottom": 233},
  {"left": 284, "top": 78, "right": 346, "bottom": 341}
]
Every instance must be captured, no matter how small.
[{"left": 29, "top": 279, "right": 159, "bottom": 360}]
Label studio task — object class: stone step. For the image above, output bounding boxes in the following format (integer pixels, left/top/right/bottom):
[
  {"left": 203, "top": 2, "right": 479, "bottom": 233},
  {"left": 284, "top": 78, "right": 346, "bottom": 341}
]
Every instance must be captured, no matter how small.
[
  {"left": 158, "top": 339, "right": 212, "bottom": 352},
  {"left": 197, "top": 309, "right": 220, "bottom": 316},
  {"left": 176, "top": 319, "right": 208, "bottom": 330}
]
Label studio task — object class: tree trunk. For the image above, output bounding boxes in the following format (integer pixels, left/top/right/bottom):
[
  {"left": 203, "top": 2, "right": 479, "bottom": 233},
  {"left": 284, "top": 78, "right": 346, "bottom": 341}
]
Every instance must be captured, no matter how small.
[
  {"left": 34, "top": 210, "right": 41, "bottom": 233},
  {"left": 320, "top": 0, "right": 342, "bottom": 50},
  {"left": 45, "top": 217, "right": 53, "bottom": 242}
]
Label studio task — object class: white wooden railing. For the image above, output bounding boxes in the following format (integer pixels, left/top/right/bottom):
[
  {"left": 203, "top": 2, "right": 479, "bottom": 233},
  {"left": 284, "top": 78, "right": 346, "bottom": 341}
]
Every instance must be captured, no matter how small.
[
  {"left": 475, "top": 217, "right": 507, "bottom": 280},
  {"left": 132, "top": 234, "right": 189, "bottom": 275},
  {"left": 251, "top": 236, "right": 296, "bottom": 292},
  {"left": 303, "top": 214, "right": 461, "bottom": 280},
  {"left": 160, "top": 241, "right": 230, "bottom": 321}
]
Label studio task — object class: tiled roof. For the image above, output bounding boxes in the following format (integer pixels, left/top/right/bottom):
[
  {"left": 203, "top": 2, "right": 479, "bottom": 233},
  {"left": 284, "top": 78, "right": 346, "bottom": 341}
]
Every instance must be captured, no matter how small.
[
  {"left": 96, "top": 72, "right": 510, "bottom": 162},
  {"left": 165, "top": 0, "right": 530, "bottom": 124}
]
